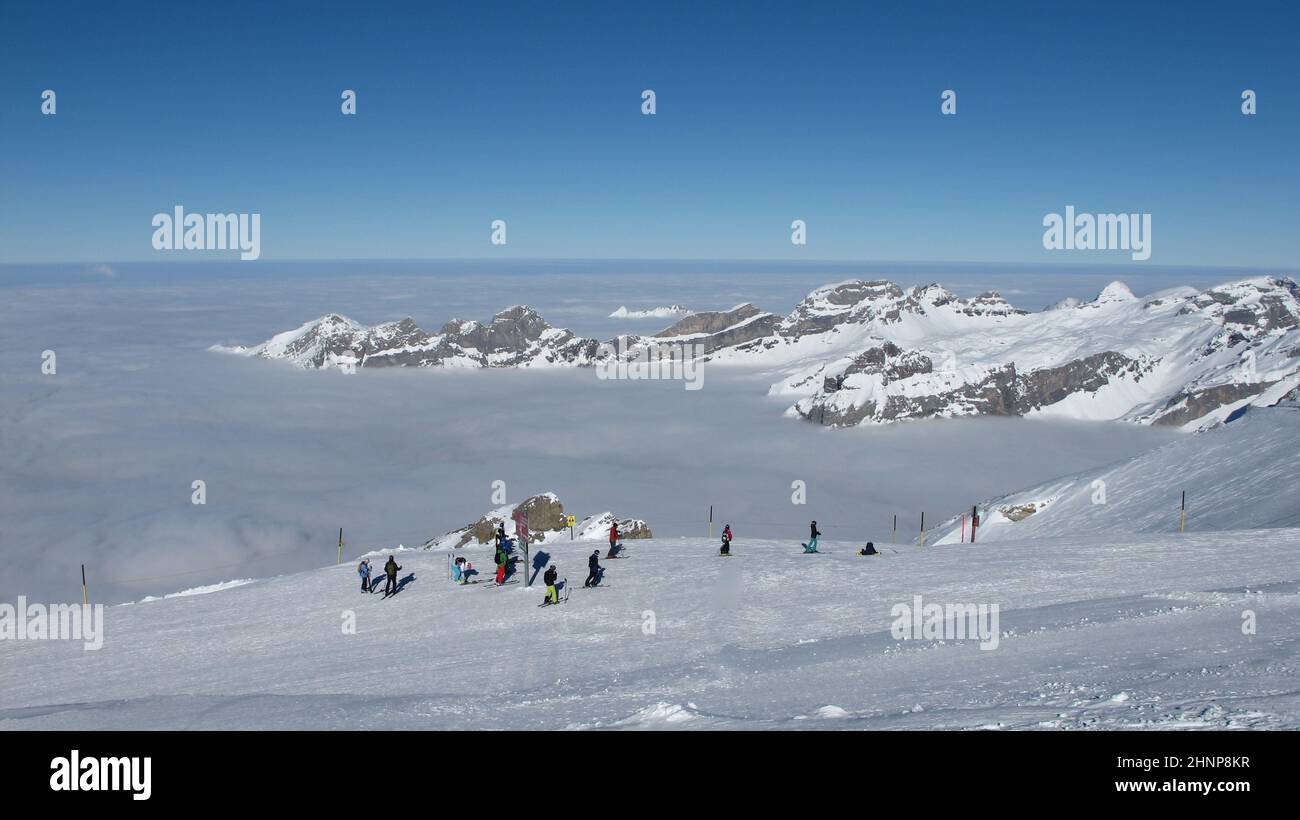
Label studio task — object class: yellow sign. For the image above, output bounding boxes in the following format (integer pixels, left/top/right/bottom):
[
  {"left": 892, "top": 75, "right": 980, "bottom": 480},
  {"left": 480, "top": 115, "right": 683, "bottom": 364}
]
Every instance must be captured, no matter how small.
[{"left": 566, "top": 515, "right": 576, "bottom": 528}]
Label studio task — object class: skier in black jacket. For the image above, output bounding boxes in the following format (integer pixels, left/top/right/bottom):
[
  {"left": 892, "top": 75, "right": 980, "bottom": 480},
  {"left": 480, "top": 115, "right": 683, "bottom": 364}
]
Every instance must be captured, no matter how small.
[
  {"left": 383, "top": 555, "right": 402, "bottom": 595},
  {"left": 805, "top": 521, "right": 821, "bottom": 553},
  {"left": 543, "top": 565, "right": 559, "bottom": 605},
  {"left": 584, "top": 550, "right": 602, "bottom": 587}
]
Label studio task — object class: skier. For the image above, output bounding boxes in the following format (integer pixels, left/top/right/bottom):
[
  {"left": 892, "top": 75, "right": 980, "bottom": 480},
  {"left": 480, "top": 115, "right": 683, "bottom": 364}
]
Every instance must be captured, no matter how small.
[
  {"left": 496, "top": 522, "right": 507, "bottom": 550},
  {"left": 720, "top": 524, "right": 733, "bottom": 555},
  {"left": 584, "top": 550, "right": 603, "bottom": 587},
  {"left": 495, "top": 543, "right": 508, "bottom": 585},
  {"left": 543, "top": 564, "right": 559, "bottom": 605},
  {"left": 804, "top": 520, "right": 821, "bottom": 553},
  {"left": 607, "top": 521, "right": 620, "bottom": 558},
  {"left": 383, "top": 555, "right": 402, "bottom": 595},
  {"left": 357, "top": 559, "right": 373, "bottom": 593},
  {"left": 858, "top": 541, "right": 878, "bottom": 556}
]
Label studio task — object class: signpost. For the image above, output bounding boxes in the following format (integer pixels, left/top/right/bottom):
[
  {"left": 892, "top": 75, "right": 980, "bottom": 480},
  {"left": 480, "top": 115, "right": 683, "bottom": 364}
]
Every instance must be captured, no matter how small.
[
  {"left": 513, "top": 509, "right": 531, "bottom": 587},
  {"left": 566, "top": 514, "right": 576, "bottom": 540}
]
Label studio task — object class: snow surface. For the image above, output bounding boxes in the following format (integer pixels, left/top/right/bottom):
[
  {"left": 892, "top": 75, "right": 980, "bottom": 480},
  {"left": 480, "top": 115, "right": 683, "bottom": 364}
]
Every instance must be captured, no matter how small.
[
  {"left": 2, "top": 527, "right": 1297, "bottom": 730},
  {"left": 932, "top": 408, "right": 1300, "bottom": 544}
]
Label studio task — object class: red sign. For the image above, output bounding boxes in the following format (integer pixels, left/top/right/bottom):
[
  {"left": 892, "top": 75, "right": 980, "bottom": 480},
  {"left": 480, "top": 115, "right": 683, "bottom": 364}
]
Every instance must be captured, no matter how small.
[{"left": 512, "top": 509, "right": 529, "bottom": 546}]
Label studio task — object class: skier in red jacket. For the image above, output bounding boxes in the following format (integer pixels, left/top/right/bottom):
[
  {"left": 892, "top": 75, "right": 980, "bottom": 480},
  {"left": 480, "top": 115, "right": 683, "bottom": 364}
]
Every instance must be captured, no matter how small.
[{"left": 606, "top": 521, "right": 621, "bottom": 558}]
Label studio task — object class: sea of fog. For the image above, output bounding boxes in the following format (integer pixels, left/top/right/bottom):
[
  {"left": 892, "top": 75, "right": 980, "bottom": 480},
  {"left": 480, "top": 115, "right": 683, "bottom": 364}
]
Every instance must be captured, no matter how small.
[{"left": 0, "top": 260, "right": 1251, "bottom": 603}]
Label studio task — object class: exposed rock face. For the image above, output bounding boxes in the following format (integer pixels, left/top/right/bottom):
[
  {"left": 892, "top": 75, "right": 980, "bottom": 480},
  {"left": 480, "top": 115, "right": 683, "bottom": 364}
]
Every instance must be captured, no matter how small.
[
  {"left": 656, "top": 304, "right": 762, "bottom": 337},
  {"left": 1000, "top": 503, "right": 1042, "bottom": 522},
  {"left": 618, "top": 519, "right": 653, "bottom": 539},
  {"left": 423, "top": 494, "right": 651, "bottom": 549},
  {"left": 654, "top": 304, "right": 781, "bottom": 354},
  {"left": 1152, "top": 381, "right": 1276, "bottom": 427},
  {"left": 575, "top": 511, "right": 653, "bottom": 540},
  {"left": 1014, "top": 353, "right": 1150, "bottom": 413}
]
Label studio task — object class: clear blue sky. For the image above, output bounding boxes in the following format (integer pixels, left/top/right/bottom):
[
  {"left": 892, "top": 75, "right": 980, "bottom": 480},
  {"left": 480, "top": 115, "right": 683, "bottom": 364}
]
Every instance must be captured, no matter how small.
[{"left": 1, "top": 0, "right": 1296, "bottom": 266}]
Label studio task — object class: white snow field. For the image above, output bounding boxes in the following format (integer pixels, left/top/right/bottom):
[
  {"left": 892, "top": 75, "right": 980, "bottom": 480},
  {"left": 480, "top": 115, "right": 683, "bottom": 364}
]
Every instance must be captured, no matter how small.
[
  {"left": 931, "top": 408, "right": 1300, "bottom": 544},
  {"left": 2, "top": 527, "right": 1297, "bottom": 730}
]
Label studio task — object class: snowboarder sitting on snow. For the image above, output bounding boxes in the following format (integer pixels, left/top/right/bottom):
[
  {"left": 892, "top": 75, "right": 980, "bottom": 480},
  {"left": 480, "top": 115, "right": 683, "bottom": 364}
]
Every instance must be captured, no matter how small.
[
  {"left": 543, "top": 565, "right": 559, "bottom": 605},
  {"left": 584, "top": 550, "right": 603, "bottom": 587},
  {"left": 720, "top": 524, "right": 733, "bottom": 555},
  {"left": 358, "top": 559, "right": 374, "bottom": 593},
  {"left": 805, "top": 520, "right": 821, "bottom": 553},
  {"left": 858, "top": 541, "right": 878, "bottom": 556},
  {"left": 383, "top": 556, "right": 402, "bottom": 595}
]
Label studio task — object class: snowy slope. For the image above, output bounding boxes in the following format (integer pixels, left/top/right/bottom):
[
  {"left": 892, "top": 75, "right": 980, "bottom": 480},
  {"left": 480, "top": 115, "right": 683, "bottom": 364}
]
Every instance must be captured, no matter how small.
[
  {"left": 930, "top": 407, "right": 1300, "bottom": 545},
  {"left": 3, "top": 528, "right": 1298, "bottom": 730}
]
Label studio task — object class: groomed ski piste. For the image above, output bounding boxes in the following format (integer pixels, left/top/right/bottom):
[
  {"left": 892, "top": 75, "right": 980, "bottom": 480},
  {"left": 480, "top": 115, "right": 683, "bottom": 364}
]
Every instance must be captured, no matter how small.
[{"left": 2, "top": 525, "right": 1297, "bottom": 730}]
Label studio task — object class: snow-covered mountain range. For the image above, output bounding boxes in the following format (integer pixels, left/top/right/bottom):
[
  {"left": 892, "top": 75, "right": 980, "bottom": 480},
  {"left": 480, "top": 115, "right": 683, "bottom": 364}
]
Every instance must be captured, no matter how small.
[{"left": 214, "top": 276, "right": 1300, "bottom": 431}]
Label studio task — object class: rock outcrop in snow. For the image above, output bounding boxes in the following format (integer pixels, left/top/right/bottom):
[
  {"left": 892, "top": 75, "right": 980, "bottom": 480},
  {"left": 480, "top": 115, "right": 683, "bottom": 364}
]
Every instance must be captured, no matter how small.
[
  {"left": 610, "top": 305, "right": 693, "bottom": 319},
  {"left": 423, "top": 493, "right": 651, "bottom": 549},
  {"left": 217, "top": 276, "right": 1300, "bottom": 432}
]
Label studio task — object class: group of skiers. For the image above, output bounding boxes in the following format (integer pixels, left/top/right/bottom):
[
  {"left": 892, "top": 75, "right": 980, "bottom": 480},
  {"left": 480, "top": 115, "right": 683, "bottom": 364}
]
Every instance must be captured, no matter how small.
[
  {"left": 356, "top": 556, "right": 403, "bottom": 596},
  {"left": 357, "top": 517, "right": 880, "bottom": 605}
]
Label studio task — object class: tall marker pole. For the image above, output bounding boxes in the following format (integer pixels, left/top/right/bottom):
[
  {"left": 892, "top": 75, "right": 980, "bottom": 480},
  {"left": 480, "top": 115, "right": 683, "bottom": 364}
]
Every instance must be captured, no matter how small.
[
  {"left": 708, "top": 505, "right": 713, "bottom": 540},
  {"left": 1179, "top": 491, "right": 1186, "bottom": 533},
  {"left": 919, "top": 512, "right": 926, "bottom": 548},
  {"left": 81, "top": 564, "right": 88, "bottom": 607},
  {"left": 970, "top": 506, "right": 979, "bottom": 544},
  {"left": 337, "top": 528, "right": 344, "bottom": 565},
  {"left": 892, "top": 514, "right": 897, "bottom": 544}
]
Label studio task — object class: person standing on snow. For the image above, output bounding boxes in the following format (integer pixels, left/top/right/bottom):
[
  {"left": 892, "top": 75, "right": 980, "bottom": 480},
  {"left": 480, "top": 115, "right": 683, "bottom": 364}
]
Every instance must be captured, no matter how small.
[
  {"left": 720, "top": 524, "right": 733, "bottom": 555},
  {"left": 806, "top": 520, "right": 821, "bottom": 553},
  {"left": 358, "top": 559, "right": 373, "bottom": 593},
  {"left": 607, "top": 521, "right": 620, "bottom": 557},
  {"left": 543, "top": 564, "right": 559, "bottom": 605},
  {"left": 584, "top": 550, "right": 603, "bottom": 587},
  {"left": 383, "top": 556, "right": 402, "bottom": 595},
  {"left": 495, "top": 543, "right": 508, "bottom": 585},
  {"left": 496, "top": 522, "right": 507, "bottom": 550}
]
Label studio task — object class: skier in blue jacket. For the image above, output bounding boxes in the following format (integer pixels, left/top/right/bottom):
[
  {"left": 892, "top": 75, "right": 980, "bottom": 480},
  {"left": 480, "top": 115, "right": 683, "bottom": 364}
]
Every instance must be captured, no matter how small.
[
  {"left": 357, "top": 559, "right": 373, "bottom": 593},
  {"left": 584, "top": 550, "right": 602, "bottom": 587}
]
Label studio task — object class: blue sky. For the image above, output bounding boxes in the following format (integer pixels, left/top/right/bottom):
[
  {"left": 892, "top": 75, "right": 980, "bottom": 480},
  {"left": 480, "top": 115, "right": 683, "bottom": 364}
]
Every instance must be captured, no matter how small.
[{"left": 1, "top": 0, "right": 1296, "bottom": 266}]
